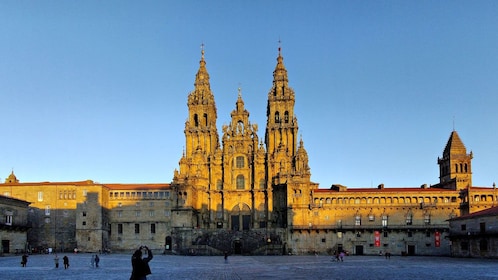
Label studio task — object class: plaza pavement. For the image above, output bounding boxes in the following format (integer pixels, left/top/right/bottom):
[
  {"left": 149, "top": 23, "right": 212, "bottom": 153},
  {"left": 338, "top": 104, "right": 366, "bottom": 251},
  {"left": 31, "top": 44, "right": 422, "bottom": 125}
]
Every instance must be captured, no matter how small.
[{"left": 0, "top": 252, "right": 497, "bottom": 280}]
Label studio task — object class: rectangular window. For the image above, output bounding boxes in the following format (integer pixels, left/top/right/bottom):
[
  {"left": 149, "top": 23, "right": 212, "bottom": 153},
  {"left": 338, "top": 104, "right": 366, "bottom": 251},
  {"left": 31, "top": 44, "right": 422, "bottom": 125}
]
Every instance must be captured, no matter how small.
[
  {"left": 136, "top": 211, "right": 141, "bottom": 217},
  {"left": 149, "top": 211, "right": 154, "bottom": 217},
  {"left": 83, "top": 189, "right": 88, "bottom": 197},
  {"left": 406, "top": 215, "right": 413, "bottom": 225},
  {"left": 45, "top": 205, "right": 51, "bottom": 216},
  {"left": 117, "top": 211, "right": 122, "bottom": 218},
  {"left": 5, "top": 214, "right": 13, "bottom": 225},
  {"left": 355, "top": 216, "right": 361, "bottom": 226},
  {"left": 151, "top": 224, "right": 156, "bottom": 234},
  {"left": 165, "top": 210, "right": 171, "bottom": 217},
  {"left": 38, "top": 191, "right": 44, "bottom": 202},
  {"left": 236, "top": 156, "right": 244, "bottom": 168},
  {"left": 461, "top": 224, "right": 466, "bottom": 231},
  {"left": 82, "top": 221, "right": 86, "bottom": 226},
  {"left": 480, "top": 222, "right": 486, "bottom": 233},
  {"left": 135, "top": 224, "right": 140, "bottom": 234},
  {"left": 424, "top": 215, "right": 431, "bottom": 225},
  {"left": 118, "top": 223, "right": 123, "bottom": 234},
  {"left": 382, "top": 216, "right": 388, "bottom": 227},
  {"left": 82, "top": 212, "right": 87, "bottom": 217}
]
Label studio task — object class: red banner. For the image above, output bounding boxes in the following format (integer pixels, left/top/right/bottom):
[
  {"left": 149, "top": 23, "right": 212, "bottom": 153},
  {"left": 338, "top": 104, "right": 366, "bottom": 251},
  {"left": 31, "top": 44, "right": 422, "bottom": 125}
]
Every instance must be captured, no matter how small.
[
  {"left": 374, "top": 231, "right": 380, "bottom": 247},
  {"left": 435, "top": 231, "right": 440, "bottom": 247}
]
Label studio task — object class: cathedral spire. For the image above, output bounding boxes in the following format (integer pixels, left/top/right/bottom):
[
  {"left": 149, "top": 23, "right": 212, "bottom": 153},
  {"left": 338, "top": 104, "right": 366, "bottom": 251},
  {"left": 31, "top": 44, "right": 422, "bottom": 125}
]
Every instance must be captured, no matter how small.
[
  {"left": 272, "top": 44, "right": 289, "bottom": 91},
  {"left": 194, "top": 43, "right": 211, "bottom": 90}
]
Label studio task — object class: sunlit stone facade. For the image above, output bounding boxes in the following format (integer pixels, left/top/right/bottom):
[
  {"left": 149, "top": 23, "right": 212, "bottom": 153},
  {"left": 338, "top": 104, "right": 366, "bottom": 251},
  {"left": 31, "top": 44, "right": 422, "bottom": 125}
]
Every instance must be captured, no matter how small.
[{"left": 1, "top": 48, "right": 496, "bottom": 256}]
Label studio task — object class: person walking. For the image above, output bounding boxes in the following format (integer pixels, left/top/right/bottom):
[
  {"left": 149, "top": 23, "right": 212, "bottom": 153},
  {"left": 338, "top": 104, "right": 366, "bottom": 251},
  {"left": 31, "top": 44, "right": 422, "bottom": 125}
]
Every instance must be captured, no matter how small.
[
  {"left": 63, "top": 255, "right": 69, "bottom": 269},
  {"left": 90, "top": 254, "right": 95, "bottom": 267},
  {"left": 95, "top": 254, "right": 100, "bottom": 268},
  {"left": 54, "top": 254, "right": 59, "bottom": 268},
  {"left": 130, "top": 246, "right": 153, "bottom": 280},
  {"left": 21, "top": 254, "right": 28, "bottom": 267}
]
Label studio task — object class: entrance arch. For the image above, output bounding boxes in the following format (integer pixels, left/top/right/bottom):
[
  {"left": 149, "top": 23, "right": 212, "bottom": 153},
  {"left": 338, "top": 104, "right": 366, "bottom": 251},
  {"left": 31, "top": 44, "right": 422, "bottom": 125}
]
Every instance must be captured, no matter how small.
[{"left": 231, "top": 203, "right": 251, "bottom": 231}]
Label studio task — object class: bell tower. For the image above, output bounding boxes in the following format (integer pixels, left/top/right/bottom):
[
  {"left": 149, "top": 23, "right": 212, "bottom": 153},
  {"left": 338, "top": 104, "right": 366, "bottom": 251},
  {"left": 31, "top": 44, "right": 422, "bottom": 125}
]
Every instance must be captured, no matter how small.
[
  {"left": 174, "top": 46, "right": 220, "bottom": 213},
  {"left": 437, "top": 130, "right": 473, "bottom": 190},
  {"left": 265, "top": 46, "right": 298, "bottom": 182}
]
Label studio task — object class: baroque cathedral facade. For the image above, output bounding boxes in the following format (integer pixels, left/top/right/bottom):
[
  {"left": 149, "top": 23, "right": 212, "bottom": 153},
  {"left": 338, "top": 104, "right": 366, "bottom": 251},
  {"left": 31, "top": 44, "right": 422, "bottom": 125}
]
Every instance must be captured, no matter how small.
[{"left": 1, "top": 48, "right": 497, "bottom": 256}]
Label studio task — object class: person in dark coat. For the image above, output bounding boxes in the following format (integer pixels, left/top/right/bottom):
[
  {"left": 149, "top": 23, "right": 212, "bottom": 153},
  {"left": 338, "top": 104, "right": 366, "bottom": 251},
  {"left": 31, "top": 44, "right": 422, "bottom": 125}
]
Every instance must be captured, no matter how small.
[
  {"left": 21, "top": 254, "right": 28, "bottom": 267},
  {"left": 63, "top": 255, "right": 69, "bottom": 269},
  {"left": 130, "top": 246, "right": 153, "bottom": 280}
]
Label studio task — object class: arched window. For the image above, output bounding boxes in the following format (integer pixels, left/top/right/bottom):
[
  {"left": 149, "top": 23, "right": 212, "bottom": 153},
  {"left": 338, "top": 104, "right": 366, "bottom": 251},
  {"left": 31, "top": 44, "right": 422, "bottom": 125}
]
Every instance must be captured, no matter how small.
[
  {"left": 455, "top": 164, "right": 459, "bottom": 173},
  {"left": 259, "top": 180, "right": 265, "bottom": 190},
  {"left": 236, "top": 175, "right": 245, "bottom": 189},
  {"left": 194, "top": 114, "right": 199, "bottom": 127},
  {"left": 284, "top": 111, "right": 289, "bottom": 123},
  {"left": 464, "top": 163, "right": 468, "bottom": 173},
  {"left": 203, "top": 113, "right": 208, "bottom": 126},
  {"left": 275, "top": 111, "right": 280, "bottom": 123}
]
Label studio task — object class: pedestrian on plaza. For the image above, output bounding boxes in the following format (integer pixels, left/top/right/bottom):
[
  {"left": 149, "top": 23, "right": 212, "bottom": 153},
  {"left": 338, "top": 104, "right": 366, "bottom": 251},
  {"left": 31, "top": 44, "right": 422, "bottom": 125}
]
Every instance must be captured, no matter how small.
[
  {"left": 21, "top": 254, "right": 28, "bottom": 267},
  {"left": 54, "top": 254, "right": 59, "bottom": 268},
  {"left": 130, "top": 246, "right": 153, "bottom": 280},
  {"left": 63, "top": 255, "right": 69, "bottom": 269},
  {"left": 339, "top": 251, "right": 345, "bottom": 262},
  {"left": 224, "top": 251, "right": 228, "bottom": 262},
  {"left": 95, "top": 254, "right": 100, "bottom": 268},
  {"left": 91, "top": 254, "right": 95, "bottom": 267}
]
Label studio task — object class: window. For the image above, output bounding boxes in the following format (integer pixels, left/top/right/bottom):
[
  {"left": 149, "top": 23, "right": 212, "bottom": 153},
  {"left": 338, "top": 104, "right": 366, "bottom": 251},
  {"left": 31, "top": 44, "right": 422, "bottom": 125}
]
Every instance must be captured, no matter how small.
[
  {"left": 151, "top": 224, "right": 156, "bottom": 234},
  {"left": 82, "top": 221, "right": 86, "bottom": 226},
  {"left": 383, "top": 231, "right": 388, "bottom": 238},
  {"left": 217, "top": 180, "right": 223, "bottom": 190},
  {"left": 45, "top": 205, "right": 51, "bottom": 216},
  {"left": 461, "top": 224, "right": 466, "bottom": 231},
  {"left": 118, "top": 223, "right": 123, "bottom": 234},
  {"left": 407, "top": 231, "right": 413, "bottom": 237},
  {"left": 38, "top": 191, "right": 44, "bottom": 202},
  {"left": 424, "top": 215, "right": 431, "bottom": 225},
  {"left": 368, "top": 214, "right": 375, "bottom": 221},
  {"left": 284, "top": 111, "right": 289, "bottom": 123},
  {"left": 406, "top": 214, "right": 413, "bottom": 225},
  {"left": 164, "top": 210, "right": 171, "bottom": 217},
  {"left": 236, "top": 175, "right": 245, "bottom": 189},
  {"left": 236, "top": 156, "right": 244, "bottom": 168},
  {"left": 480, "top": 222, "right": 486, "bottom": 233},
  {"left": 82, "top": 212, "right": 87, "bottom": 217},
  {"left": 117, "top": 211, "right": 122, "bottom": 217},
  {"left": 135, "top": 224, "right": 140, "bottom": 234},
  {"left": 149, "top": 211, "right": 154, "bottom": 217},
  {"left": 136, "top": 211, "right": 141, "bottom": 217},
  {"left": 382, "top": 215, "right": 388, "bottom": 227},
  {"left": 355, "top": 215, "right": 361, "bottom": 226},
  {"left": 5, "top": 212, "right": 13, "bottom": 225}
]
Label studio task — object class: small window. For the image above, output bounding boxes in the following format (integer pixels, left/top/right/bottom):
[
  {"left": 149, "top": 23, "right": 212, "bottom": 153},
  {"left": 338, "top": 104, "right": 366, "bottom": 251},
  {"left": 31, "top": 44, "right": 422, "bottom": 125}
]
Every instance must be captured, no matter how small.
[
  {"left": 151, "top": 224, "right": 156, "bottom": 234},
  {"left": 355, "top": 215, "right": 361, "bottom": 226},
  {"left": 5, "top": 214, "right": 13, "bottom": 225},
  {"left": 236, "top": 156, "right": 245, "bottom": 168},
  {"left": 38, "top": 191, "right": 44, "bottom": 202},
  {"left": 236, "top": 175, "right": 245, "bottom": 189},
  {"left": 118, "top": 223, "right": 123, "bottom": 234},
  {"left": 406, "top": 215, "right": 413, "bottom": 225},
  {"left": 135, "top": 224, "right": 140, "bottom": 234},
  {"left": 461, "top": 224, "right": 466, "bottom": 231},
  {"left": 382, "top": 216, "right": 388, "bottom": 227}
]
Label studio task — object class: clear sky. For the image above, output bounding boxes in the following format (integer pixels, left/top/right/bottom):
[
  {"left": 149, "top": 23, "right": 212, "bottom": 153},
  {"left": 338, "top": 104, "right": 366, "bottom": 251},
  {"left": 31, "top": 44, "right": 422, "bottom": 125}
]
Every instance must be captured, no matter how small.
[{"left": 1, "top": 1, "right": 497, "bottom": 188}]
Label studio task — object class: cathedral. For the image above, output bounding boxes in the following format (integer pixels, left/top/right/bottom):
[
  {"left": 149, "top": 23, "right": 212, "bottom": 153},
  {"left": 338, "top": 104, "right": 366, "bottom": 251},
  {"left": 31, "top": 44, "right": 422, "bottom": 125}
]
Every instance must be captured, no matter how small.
[{"left": 1, "top": 47, "right": 496, "bottom": 256}]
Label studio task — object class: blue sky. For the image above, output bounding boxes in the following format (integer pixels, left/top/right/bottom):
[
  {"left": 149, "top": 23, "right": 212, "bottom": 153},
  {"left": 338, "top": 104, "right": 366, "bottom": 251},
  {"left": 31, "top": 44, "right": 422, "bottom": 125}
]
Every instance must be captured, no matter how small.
[{"left": 1, "top": 1, "right": 497, "bottom": 188}]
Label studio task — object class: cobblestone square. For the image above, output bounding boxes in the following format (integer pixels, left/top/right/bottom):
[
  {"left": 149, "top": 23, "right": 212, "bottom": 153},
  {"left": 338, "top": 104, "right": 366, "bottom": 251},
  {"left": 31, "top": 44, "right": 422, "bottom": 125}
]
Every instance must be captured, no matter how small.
[{"left": 0, "top": 253, "right": 497, "bottom": 280}]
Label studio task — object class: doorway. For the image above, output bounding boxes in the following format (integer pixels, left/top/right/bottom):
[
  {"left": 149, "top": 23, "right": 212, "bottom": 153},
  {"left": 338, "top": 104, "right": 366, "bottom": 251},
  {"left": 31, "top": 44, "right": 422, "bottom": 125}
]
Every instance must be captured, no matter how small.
[{"left": 355, "top": 245, "right": 364, "bottom": 255}]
